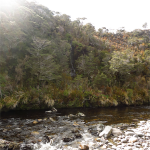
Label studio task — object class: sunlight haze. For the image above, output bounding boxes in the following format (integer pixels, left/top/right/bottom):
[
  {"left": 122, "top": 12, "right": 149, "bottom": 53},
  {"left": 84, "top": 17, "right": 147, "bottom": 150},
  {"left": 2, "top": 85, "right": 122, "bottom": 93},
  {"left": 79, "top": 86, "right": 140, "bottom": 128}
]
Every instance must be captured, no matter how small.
[{"left": 27, "top": 0, "right": 150, "bottom": 32}]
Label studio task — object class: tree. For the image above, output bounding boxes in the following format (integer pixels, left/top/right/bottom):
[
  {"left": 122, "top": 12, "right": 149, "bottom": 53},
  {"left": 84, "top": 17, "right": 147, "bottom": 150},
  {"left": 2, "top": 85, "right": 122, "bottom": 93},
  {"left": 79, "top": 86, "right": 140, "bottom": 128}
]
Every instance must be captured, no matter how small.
[
  {"left": 142, "top": 22, "right": 147, "bottom": 29},
  {"left": 109, "top": 49, "right": 135, "bottom": 75},
  {"left": 76, "top": 52, "right": 98, "bottom": 77},
  {"left": 26, "top": 37, "right": 60, "bottom": 88}
]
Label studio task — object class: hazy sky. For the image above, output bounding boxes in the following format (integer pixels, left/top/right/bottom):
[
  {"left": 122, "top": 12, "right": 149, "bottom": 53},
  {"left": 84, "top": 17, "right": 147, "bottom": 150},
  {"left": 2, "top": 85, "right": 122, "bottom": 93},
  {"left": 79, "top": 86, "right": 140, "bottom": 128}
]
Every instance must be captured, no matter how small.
[
  {"left": 5, "top": 0, "right": 150, "bottom": 32},
  {"left": 33, "top": 0, "right": 150, "bottom": 32}
]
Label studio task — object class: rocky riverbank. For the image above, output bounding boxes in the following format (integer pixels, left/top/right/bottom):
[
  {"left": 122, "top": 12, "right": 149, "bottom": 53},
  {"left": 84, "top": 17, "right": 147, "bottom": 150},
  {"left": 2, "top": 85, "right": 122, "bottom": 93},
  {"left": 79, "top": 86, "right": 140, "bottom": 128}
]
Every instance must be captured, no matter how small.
[{"left": 0, "top": 112, "right": 150, "bottom": 150}]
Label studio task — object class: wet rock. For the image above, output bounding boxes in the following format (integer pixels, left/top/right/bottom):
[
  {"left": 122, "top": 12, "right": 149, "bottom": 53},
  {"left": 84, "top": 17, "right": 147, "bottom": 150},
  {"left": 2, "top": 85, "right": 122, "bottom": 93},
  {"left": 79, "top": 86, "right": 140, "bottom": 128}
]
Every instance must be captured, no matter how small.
[
  {"left": 95, "top": 137, "right": 106, "bottom": 144},
  {"left": 125, "top": 131, "right": 135, "bottom": 136},
  {"left": 129, "top": 137, "right": 137, "bottom": 143},
  {"left": 68, "top": 114, "right": 77, "bottom": 118},
  {"left": 52, "top": 107, "right": 57, "bottom": 112},
  {"left": 31, "top": 131, "right": 40, "bottom": 136},
  {"left": 42, "top": 135, "right": 50, "bottom": 144},
  {"left": 79, "top": 145, "right": 89, "bottom": 150},
  {"left": 43, "top": 118, "right": 47, "bottom": 121},
  {"left": 88, "top": 125, "right": 103, "bottom": 136},
  {"left": 8, "top": 142, "right": 20, "bottom": 150},
  {"left": 3, "top": 129, "right": 7, "bottom": 132},
  {"left": 75, "top": 133, "right": 82, "bottom": 139},
  {"left": 45, "top": 110, "right": 52, "bottom": 113},
  {"left": 132, "top": 119, "right": 139, "bottom": 122},
  {"left": 120, "top": 124, "right": 130, "bottom": 130},
  {"left": 99, "top": 126, "right": 112, "bottom": 138},
  {"left": 72, "top": 129, "right": 79, "bottom": 133},
  {"left": 32, "top": 120, "right": 38, "bottom": 124},
  {"left": 49, "top": 117, "right": 55, "bottom": 122},
  {"left": 121, "top": 139, "right": 128, "bottom": 143},
  {"left": 63, "top": 134, "right": 75, "bottom": 142},
  {"left": 76, "top": 112, "right": 85, "bottom": 117},
  {"left": 135, "top": 132, "right": 144, "bottom": 137},
  {"left": 37, "top": 119, "right": 42, "bottom": 122},
  {"left": 20, "top": 144, "right": 33, "bottom": 150},
  {"left": 130, "top": 123, "right": 136, "bottom": 127},
  {"left": 124, "top": 147, "right": 132, "bottom": 150},
  {"left": 112, "top": 128, "right": 122, "bottom": 136}
]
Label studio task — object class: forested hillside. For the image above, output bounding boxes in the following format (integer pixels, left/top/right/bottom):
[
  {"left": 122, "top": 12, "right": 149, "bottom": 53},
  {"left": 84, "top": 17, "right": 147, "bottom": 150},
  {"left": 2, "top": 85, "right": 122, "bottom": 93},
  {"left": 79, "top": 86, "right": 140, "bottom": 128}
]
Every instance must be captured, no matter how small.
[{"left": 1, "top": 0, "right": 150, "bottom": 110}]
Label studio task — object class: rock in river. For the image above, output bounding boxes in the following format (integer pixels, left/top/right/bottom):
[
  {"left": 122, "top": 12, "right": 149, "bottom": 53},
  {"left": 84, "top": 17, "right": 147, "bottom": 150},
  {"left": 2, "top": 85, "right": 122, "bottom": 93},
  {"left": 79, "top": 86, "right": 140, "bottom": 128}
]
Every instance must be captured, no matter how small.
[
  {"left": 79, "top": 145, "right": 89, "bottom": 150},
  {"left": 99, "top": 126, "right": 112, "bottom": 138},
  {"left": 76, "top": 112, "right": 85, "bottom": 117},
  {"left": 112, "top": 128, "right": 122, "bottom": 136}
]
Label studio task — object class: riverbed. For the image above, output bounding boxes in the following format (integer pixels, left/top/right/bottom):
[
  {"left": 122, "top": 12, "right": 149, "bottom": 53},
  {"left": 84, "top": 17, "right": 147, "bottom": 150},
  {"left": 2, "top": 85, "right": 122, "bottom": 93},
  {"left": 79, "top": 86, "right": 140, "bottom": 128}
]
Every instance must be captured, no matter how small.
[{"left": 1, "top": 106, "right": 150, "bottom": 149}]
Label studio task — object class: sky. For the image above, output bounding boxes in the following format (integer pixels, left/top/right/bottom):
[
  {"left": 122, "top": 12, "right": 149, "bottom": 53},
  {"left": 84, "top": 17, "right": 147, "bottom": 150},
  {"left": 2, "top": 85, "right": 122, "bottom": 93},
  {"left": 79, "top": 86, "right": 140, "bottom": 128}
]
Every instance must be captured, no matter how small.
[{"left": 2, "top": 0, "right": 150, "bottom": 32}]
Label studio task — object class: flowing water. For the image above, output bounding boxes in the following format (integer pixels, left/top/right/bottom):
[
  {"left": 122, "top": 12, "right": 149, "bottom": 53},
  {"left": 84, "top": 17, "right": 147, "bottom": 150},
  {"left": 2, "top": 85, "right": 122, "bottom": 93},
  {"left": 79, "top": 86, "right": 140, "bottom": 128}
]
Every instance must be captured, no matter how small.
[{"left": 1, "top": 106, "right": 150, "bottom": 149}]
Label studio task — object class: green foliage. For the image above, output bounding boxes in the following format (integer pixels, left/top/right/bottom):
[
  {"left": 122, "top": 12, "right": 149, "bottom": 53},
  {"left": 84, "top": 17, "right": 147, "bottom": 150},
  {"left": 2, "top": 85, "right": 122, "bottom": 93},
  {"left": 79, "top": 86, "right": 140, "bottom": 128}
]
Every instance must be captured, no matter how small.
[
  {"left": 109, "top": 49, "right": 135, "bottom": 75},
  {"left": 93, "top": 73, "right": 110, "bottom": 88},
  {"left": 0, "top": 74, "right": 6, "bottom": 87},
  {"left": 1, "top": 0, "right": 150, "bottom": 110}
]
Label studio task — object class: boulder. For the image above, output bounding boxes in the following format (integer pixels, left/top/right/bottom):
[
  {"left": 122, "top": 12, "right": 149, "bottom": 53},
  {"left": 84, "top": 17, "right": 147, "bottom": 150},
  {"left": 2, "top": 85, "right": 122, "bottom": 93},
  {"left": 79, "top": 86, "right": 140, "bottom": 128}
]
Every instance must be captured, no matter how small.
[
  {"left": 52, "top": 107, "right": 57, "bottom": 112},
  {"left": 99, "top": 126, "right": 112, "bottom": 138},
  {"left": 76, "top": 112, "right": 85, "bottom": 117},
  {"left": 112, "top": 128, "right": 122, "bottom": 136}
]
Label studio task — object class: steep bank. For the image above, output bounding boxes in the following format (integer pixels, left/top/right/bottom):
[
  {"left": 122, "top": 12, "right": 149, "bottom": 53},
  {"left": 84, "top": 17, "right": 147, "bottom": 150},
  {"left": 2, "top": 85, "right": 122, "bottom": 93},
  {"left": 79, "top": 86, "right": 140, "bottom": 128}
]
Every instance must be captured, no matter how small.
[{"left": 1, "top": 1, "right": 150, "bottom": 111}]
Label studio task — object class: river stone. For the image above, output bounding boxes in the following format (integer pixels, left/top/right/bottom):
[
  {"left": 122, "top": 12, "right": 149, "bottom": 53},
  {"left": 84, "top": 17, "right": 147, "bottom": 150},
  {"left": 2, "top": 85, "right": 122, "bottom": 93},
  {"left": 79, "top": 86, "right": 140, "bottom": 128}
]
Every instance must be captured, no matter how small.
[
  {"left": 125, "top": 131, "right": 135, "bottom": 136},
  {"left": 42, "top": 135, "right": 50, "bottom": 144},
  {"left": 112, "top": 128, "right": 122, "bottom": 136},
  {"left": 79, "top": 145, "right": 89, "bottom": 150},
  {"left": 3, "top": 129, "right": 7, "bottom": 132},
  {"left": 37, "top": 119, "right": 42, "bottom": 122},
  {"left": 77, "top": 112, "right": 85, "bottom": 117},
  {"left": 72, "top": 129, "right": 79, "bottom": 133},
  {"left": 124, "top": 147, "right": 132, "bottom": 150},
  {"left": 52, "top": 107, "right": 57, "bottom": 112},
  {"left": 135, "top": 132, "right": 144, "bottom": 137},
  {"left": 75, "top": 133, "right": 82, "bottom": 138},
  {"left": 113, "top": 137, "right": 118, "bottom": 142},
  {"left": 69, "top": 114, "right": 77, "bottom": 118},
  {"left": 88, "top": 125, "right": 101, "bottom": 136},
  {"left": 31, "top": 131, "right": 40, "bottom": 136},
  {"left": 20, "top": 144, "right": 33, "bottom": 150},
  {"left": 121, "top": 139, "right": 128, "bottom": 143},
  {"left": 45, "top": 110, "right": 52, "bottom": 113},
  {"left": 99, "top": 126, "right": 112, "bottom": 138},
  {"left": 14, "top": 128, "right": 22, "bottom": 132},
  {"left": 129, "top": 137, "right": 137, "bottom": 143},
  {"left": 33, "top": 120, "right": 38, "bottom": 124},
  {"left": 49, "top": 117, "right": 55, "bottom": 122},
  {"left": 43, "top": 118, "right": 47, "bottom": 121},
  {"left": 8, "top": 142, "right": 20, "bottom": 150},
  {"left": 132, "top": 119, "right": 139, "bottom": 122},
  {"left": 63, "top": 134, "right": 75, "bottom": 142}
]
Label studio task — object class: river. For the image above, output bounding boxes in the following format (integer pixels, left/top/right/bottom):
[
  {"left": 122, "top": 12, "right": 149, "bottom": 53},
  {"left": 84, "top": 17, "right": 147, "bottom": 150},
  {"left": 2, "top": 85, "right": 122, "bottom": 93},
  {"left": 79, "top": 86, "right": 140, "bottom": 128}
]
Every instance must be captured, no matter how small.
[{"left": 1, "top": 106, "right": 150, "bottom": 149}]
